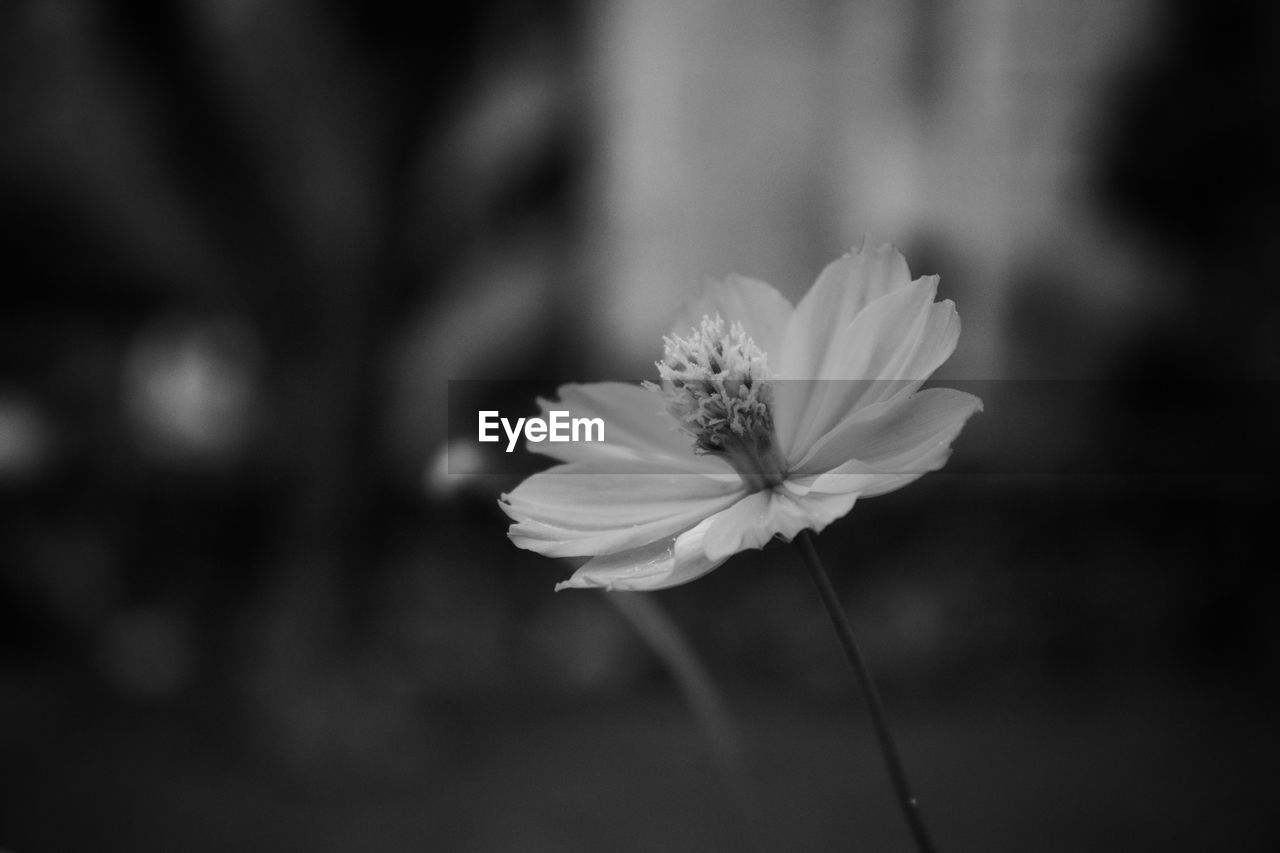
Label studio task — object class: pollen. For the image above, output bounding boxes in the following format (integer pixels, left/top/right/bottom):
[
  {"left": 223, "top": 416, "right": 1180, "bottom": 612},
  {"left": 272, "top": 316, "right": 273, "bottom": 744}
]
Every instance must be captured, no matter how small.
[{"left": 650, "top": 315, "right": 785, "bottom": 490}]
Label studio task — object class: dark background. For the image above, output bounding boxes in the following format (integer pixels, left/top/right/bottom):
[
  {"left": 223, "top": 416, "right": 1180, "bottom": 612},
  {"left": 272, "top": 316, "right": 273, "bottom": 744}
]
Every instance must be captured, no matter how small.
[{"left": 1, "top": 1, "right": 1278, "bottom": 850}]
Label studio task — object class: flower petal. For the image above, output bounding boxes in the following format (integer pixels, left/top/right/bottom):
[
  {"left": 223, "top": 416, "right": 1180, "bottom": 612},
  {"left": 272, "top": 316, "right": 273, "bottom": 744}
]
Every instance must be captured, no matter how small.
[
  {"left": 893, "top": 299, "right": 960, "bottom": 387},
  {"left": 775, "top": 237, "right": 912, "bottom": 380},
  {"left": 786, "top": 458, "right": 920, "bottom": 499},
  {"left": 820, "top": 296, "right": 961, "bottom": 415},
  {"left": 501, "top": 460, "right": 745, "bottom": 557},
  {"left": 671, "top": 274, "right": 793, "bottom": 359},
  {"left": 701, "top": 491, "right": 776, "bottom": 560},
  {"left": 793, "top": 387, "right": 983, "bottom": 482},
  {"left": 783, "top": 461, "right": 884, "bottom": 496},
  {"left": 775, "top": 488, "right": 862, "bottom": 531},
  {"left": 778, "top": 275, "right": 943, "bottom": 459},
  {"left": 700, "top": 487, "right": 861, "bottom": 562},
  {"left": 554, "top": 515, "right": 727, "bottom": 591},
  {"left": 529, "top": 382, "right": 727, "bottom": 473}
]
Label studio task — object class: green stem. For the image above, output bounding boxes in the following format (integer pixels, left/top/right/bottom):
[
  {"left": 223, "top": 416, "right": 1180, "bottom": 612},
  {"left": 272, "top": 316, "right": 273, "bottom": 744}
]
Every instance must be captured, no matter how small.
[{"left": 796, "top": 530, "right": 938, "bottom": 853}]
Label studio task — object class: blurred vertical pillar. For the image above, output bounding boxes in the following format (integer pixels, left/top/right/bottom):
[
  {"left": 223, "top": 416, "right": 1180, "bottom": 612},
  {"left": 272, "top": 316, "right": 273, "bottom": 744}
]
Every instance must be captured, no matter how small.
[
  {"left": 829, "top": 0, "right": 1013, "bottom": 380},
  {"left": 855, "top": 0, "right": 1155, "bottom": 379},
  {"left": 588, "top": 0, "right": 1155, "bottom": 380},
  {"left": 586, "top": 0, "right": 839, "bottom": 375}
]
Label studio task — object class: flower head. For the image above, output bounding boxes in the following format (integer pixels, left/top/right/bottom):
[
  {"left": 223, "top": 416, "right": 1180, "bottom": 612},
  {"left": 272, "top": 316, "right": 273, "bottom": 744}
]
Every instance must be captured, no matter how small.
[
  {"left": 500, "top": 238, "right": 982, "bottom": 591},
  {"left": 650, "top": 314, "right": 784, "bottom": 491}
]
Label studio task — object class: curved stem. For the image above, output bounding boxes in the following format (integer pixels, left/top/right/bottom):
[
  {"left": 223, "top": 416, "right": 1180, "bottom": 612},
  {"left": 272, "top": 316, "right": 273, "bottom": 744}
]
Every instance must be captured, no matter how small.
[
  {"left": 604, "top": 592, "right": 763, "bottom": 851},
  {"left": 795, "top": 530, "right": 938, "bottom": 853}
]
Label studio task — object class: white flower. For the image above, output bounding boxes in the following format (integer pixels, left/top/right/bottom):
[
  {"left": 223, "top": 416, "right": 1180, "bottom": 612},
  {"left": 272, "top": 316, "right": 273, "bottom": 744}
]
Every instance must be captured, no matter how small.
[{"left": 500, "top": 238, "right": 982, "bottom": 591}]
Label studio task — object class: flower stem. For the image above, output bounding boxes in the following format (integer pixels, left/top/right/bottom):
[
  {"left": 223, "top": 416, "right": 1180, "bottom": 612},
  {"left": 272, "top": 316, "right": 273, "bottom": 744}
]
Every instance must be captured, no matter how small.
[
  {"left": 604, "top": 592, "right": 763, "bottom": 851},
  {"left": 795, "top": 530, "right": 938, "bottom": 853}
]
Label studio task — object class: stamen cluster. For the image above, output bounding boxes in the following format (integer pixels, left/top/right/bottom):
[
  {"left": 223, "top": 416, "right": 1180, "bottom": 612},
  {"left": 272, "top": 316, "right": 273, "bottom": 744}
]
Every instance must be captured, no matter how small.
[{"left": 650, "top": 315, "right": 784, "bottom": 490}]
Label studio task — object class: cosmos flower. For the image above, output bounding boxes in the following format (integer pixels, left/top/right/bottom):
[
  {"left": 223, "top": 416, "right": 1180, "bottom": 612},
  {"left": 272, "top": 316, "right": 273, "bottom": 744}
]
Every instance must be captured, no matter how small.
[{"left": 500, "top": 238, "right": 982, "bottom": 591}]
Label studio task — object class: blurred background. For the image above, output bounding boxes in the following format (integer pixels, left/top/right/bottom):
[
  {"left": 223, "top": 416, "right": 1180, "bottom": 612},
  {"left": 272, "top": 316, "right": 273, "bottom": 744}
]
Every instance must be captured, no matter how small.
[{"left": 2, "top": 0, "right": 1278, "bottom": 850}]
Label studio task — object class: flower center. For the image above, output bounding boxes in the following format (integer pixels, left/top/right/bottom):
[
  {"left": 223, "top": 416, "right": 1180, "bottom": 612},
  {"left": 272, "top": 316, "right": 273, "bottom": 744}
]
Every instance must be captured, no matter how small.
[{"left": 651, "top": 314, "right": 786, "bottom": 491}]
